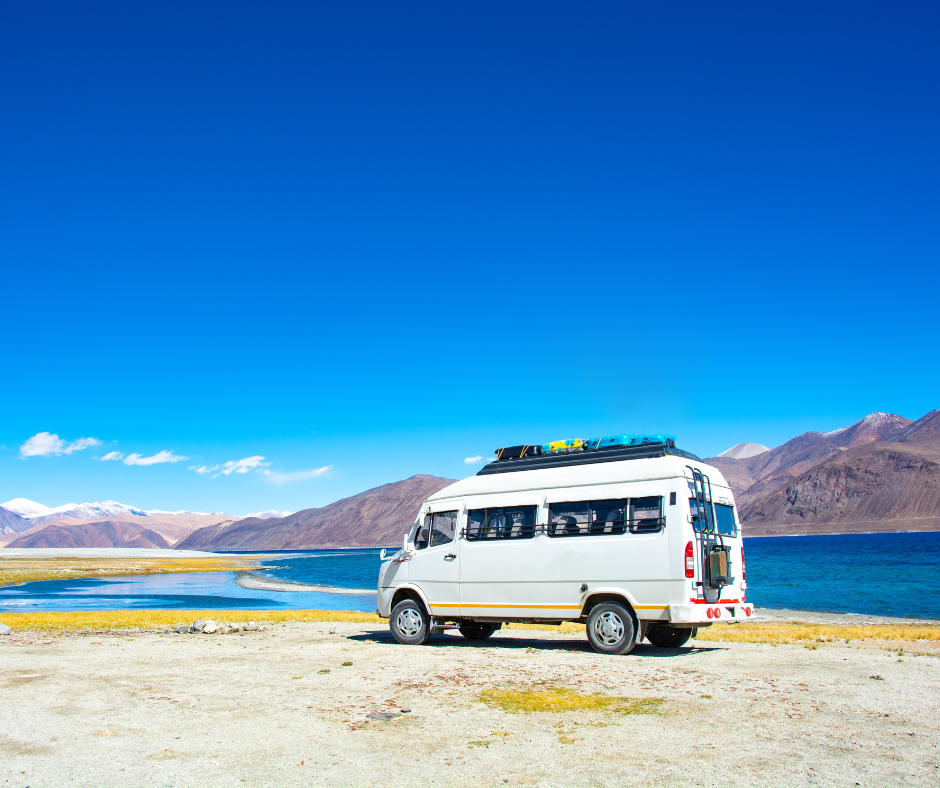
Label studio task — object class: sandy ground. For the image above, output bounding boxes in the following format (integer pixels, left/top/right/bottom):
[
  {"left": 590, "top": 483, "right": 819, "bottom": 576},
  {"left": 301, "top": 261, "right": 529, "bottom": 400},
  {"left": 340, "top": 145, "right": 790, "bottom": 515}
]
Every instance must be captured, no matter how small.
[{"left": 2, "top": 623, "right": 939, "bottom": 787}]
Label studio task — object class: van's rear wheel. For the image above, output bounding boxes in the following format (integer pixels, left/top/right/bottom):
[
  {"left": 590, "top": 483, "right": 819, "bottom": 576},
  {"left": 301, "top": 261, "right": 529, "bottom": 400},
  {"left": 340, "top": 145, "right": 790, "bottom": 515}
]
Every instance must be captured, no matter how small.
[
  {"left": 458, "top": 622, "right": 499, "bottom": 640},
  {"left": 585, "top": 602, "right": 637, "bottom": 655},
  {"left": 645, "top": 625, "right": 692, "bottom": 649},
  {"left": 390, "top": 599, "right": 432, "bottom": 645}
]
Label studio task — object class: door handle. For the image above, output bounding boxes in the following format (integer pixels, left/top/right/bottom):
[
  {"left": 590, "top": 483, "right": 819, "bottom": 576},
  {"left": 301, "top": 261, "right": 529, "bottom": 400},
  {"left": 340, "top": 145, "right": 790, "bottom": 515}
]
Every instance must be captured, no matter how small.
[{"left": 444, "top": 553, "right": 456, "bottom": 560}]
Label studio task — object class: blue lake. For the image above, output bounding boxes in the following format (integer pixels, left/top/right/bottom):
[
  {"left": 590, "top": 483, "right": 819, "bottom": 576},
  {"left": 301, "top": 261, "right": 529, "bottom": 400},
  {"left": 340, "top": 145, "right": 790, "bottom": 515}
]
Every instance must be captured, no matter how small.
[{"left": 1, "top": 533, "right": 938, "bottom": 619}]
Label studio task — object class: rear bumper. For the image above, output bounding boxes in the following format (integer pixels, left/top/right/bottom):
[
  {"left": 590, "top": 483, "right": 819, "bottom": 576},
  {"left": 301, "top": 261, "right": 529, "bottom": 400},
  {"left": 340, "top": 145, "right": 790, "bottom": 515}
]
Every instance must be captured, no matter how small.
[{"left": 669, "top": 602, "right": 753, "bottom": 624}]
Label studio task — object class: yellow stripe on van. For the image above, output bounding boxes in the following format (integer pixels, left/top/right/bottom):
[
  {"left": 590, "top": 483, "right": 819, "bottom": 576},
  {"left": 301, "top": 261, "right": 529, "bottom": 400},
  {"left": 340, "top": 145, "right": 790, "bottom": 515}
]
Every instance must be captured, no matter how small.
[{"left": 429, "top": 603, "right": 669, "bottom": 611}]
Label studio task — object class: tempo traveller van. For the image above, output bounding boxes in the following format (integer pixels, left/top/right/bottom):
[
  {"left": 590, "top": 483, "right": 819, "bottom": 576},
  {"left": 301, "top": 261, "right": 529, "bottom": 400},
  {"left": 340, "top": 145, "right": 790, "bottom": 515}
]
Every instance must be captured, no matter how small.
[{"left": 377, "top": 435, "right": 751, "bottom": 655}]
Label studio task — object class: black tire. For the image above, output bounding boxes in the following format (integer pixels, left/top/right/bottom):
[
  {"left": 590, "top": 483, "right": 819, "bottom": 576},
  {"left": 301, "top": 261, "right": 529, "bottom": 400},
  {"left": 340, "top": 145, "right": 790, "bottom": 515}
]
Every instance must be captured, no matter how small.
[
  {"left": 645, "top": 625, "right": 692, "bottom": 649},
  {"left": 389, "top": 599, "right": 432, "bottom": 645},
  {"left": 585, "top": 602, "right": 637, "bottom": 655},
  {"left": 458, "top": 622, "right": 500, "bottom": 641}
]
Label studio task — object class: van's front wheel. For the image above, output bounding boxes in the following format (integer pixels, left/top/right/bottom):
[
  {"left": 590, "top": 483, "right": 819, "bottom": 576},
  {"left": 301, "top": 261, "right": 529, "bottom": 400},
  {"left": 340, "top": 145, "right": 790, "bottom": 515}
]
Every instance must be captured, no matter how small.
[
  {"left": 586, "top": 602, "right": 637, "bottom": 655},
  {"left": 390, "top": 599, "right": 432, "bottom": 645}
]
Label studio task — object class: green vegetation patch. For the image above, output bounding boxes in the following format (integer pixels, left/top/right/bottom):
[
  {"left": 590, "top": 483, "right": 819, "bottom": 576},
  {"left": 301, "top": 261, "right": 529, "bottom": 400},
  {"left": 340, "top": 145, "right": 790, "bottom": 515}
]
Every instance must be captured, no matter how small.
[{"left": 480, "top": 687, "right": 664, "bottom": 715}]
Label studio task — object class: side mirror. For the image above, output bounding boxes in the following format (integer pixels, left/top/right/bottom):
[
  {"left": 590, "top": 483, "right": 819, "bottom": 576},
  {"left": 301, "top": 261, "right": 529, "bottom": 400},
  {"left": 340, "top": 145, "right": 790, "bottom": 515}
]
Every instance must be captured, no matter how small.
[{"left": 402, "top": 530, "right": 415, "bottom": 557}]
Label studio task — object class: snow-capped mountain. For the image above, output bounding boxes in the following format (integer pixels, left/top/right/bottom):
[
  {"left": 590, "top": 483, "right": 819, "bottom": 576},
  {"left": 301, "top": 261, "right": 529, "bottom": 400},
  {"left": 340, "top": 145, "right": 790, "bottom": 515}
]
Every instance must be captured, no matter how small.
[
  {"left": 1, "top": 498, "right": 150, "bottom": 520},
  {"left": 1, "top": 498, "right": 57, "bottom": 518},
  {"left": 244, "top": 510, "right": 292, "bottom": 519},
  {"left": 718, "top": 443, "right": 770, "bottom": 460}
]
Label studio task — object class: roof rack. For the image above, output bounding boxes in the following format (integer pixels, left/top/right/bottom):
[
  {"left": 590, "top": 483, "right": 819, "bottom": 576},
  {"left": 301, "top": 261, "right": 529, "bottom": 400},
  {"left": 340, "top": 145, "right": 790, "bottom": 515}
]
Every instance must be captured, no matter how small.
[{"left": 477, "top": 439, "right": 702, "bottom": 476}]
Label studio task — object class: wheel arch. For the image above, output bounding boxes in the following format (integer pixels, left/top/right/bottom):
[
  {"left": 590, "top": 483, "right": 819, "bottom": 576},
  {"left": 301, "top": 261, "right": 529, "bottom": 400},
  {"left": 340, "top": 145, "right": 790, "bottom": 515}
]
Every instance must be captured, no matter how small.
[
  {"left": 390, "top": 585, "right": 431, "bottom": 615},
  {"left": 581, "top": 592, "right": 639, "bottom": 624}
]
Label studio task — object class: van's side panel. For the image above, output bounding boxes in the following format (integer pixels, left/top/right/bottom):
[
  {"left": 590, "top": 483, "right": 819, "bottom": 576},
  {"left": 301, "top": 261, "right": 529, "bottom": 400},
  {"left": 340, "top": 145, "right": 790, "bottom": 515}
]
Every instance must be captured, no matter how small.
[
  {"left": 458, "top": 492, "right": 543, "bottom": 618},
  {"left": 539, "top": 482, "right": 671, "bottom": 619}
]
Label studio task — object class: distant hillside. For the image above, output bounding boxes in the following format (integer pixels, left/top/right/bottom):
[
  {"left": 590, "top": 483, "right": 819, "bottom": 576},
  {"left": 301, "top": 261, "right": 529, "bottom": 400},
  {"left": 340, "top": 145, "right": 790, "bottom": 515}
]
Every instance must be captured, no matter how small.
[
  {"left": 740, "top": 441, "right": 940, "bottom": 536},
  {"left": 176, "top": 474, "right": 456, "bottom": 550},
  {"left": 0, "top": 506, "right": 31, "bottom": 535},
  {"left": 891, "top": 409, "right": 940, "bottom": 453},
  {"left": 705, "top": 412, "right": 911, "bottom": 508},
  {"left": 7, "top": 520, "right": 172, "bottom": 549},
  {"left": 710, "top": 409, "right": 940, "bottom": 537}
]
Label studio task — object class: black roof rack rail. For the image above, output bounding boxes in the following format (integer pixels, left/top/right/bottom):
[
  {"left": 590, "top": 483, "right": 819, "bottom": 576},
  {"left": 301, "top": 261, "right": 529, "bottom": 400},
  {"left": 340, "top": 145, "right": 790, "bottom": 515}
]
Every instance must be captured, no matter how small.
[{"left": 476, "top": 442, "right": 702, "bottom": 476}]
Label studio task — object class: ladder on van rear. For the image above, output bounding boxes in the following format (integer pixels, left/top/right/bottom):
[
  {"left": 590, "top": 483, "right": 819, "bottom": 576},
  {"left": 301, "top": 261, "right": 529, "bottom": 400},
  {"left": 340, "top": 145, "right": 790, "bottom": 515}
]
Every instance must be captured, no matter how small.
[{"left": 687, "top": 466, "right": 734, "bottom": 602}]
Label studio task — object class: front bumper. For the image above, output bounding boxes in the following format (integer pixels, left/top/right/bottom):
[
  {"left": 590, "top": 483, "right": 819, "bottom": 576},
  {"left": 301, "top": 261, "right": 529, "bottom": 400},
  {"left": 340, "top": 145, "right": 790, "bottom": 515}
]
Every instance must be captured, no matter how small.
[
  {"left": 669, "top": 602, "right": 754, "bottom": 625},
  {"left": 377, "top": 586, "right": 394, "bottom": 618}
]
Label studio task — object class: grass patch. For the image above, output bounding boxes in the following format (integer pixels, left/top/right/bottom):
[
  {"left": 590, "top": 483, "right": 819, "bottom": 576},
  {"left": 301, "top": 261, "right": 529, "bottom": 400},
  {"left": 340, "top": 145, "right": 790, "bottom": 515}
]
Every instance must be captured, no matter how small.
[
  {"left": 694, "top": 622, "right": 940, "bottom": 645},
  {"left": 0, "top": 609, "right": 383, "bottom": 632},
  {"left": 0, "top": 556, "right": 262, "bottom": 587},
  {"left": 480, "top": 687, "right": 664, "bottom": 715}
]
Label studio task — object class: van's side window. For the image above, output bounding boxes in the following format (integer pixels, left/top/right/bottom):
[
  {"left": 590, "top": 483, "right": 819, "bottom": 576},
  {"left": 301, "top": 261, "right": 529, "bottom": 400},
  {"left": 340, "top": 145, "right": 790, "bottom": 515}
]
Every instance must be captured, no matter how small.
[
  {"left": 430, "top": 511, "right": 458, "bottom": 547},
  {"left": 415, "top": 516, "right": 431, "bottom": 550},
  {"left": 466, "top": 506, "right": 536, "bottom": 540},
  {"left": 548, "top": 502, "right": 590, "bottom": 536},
  {"left": 548, "top": 497, "right": 663, "bottom": 537},
  {"left": 631, "top": 497, "right": 663, "bottom": 533}
]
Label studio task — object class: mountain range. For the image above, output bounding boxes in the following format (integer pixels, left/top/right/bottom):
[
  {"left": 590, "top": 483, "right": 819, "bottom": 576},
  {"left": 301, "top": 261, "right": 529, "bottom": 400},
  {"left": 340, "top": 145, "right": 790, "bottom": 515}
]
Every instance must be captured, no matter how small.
[
  {"left": 0, "top": 499, "right": 275, "bottom": 548},
  {"left": 707, "top": 410, "right": 940, "bottom": 536},
  {"left": 7, "top": 520, "right": 172, "bottom": 549},
  {"left": 176, "top": 474, "right": 456, "bottom": 550},
  {"left": 3, "top": 409, "right": 938, "bottom": 550}
]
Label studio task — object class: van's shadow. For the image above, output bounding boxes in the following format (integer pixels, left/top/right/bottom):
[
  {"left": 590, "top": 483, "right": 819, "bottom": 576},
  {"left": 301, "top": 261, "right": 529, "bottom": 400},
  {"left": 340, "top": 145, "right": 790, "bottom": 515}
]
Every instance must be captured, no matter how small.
[{"left": 347, "top": 629, "right": 722, "bottom": 657}]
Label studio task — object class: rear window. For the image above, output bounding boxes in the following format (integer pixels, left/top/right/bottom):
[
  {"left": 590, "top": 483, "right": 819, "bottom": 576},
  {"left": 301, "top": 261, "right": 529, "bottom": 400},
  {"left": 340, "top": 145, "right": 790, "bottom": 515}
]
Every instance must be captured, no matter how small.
[
  {"left": 714, "top": 504, "right": 737, "bottom": 536},
  {"left": 690, "top": 500, "right": 737, "bottom": 536}
]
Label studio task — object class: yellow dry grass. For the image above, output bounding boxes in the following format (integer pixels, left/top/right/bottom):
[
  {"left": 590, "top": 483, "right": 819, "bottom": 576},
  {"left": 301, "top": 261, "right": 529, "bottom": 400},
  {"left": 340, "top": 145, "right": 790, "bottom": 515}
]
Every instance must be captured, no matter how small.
[
  {"left": 505, "top": 619, "right": 939, "bottom": 645},
  {"left": 0, "top": 556, "right": 259, "bottom": 587},
  {"left": 0, "top": 609, "right": 383, "bottom": 632},
  {"left": 480, "top": 687, "right": 664, "bottom": 715},
  {"left": 694, "top": 622, "right": 940, "bottom": 644}
]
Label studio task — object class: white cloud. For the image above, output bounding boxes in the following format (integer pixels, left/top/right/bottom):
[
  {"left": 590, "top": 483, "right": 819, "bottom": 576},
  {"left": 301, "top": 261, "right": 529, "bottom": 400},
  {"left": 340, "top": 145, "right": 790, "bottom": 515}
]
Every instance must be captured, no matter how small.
[
  {"left": 100, "top": 451, "right": 124, "bottom": 461},
  {"left": 463, "top": 455, "right": 495, "bottom": 465},
  {"left": 215, "top": 455, "right": 270, "bottom": 477},
  {"left": 20, "top": 432, "right": 102, "bottom": 458},
  {"left": 262, "top": 465, "right": 333, "bottom": 486},
  {"left": 123, "top": 450, "right": 188, "bottom": 466},
  {"left": 187, "top": 456, "right": 271, "bottom": 478}
]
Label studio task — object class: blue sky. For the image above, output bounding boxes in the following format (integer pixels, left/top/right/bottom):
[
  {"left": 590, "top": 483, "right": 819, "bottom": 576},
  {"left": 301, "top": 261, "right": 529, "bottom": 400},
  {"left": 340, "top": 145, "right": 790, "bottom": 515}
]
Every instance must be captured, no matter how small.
[{"left": 2, "top": 2, "right": 938, "bottom": 515}]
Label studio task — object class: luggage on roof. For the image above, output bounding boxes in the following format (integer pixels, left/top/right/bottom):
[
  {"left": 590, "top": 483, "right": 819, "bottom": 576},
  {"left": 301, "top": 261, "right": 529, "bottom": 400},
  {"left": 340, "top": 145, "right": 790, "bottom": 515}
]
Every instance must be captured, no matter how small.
[
  {"left": 542, "top": 438, "right": 588, "bottom": 454},
  {"left": 494, "top": 445, "right": 542, "bottom": 461},
  {"left": 589, "top": 433, "right": 677, "bottom": 450}
]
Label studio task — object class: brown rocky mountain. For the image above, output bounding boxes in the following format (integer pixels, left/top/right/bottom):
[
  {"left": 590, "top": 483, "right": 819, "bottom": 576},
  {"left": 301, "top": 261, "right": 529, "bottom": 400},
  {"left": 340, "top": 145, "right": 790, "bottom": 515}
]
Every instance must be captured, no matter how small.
[
  {"left": 8, "top": 520, "right": 172, "bottom": 549},
  {"left": 705, "top": 412, "right": 912, "bottom": 508},
  {"left": 739, "top": 441, "right": 940, "bottom": 536},
  {"left": 890, "top": 409, "right": 940, "bottom": 453},
  {"left": 176, "top": 474, "right": 456, "bottom": 550},
  {"left": 0, "top": 506, "right": 30, "bottom": 535}
]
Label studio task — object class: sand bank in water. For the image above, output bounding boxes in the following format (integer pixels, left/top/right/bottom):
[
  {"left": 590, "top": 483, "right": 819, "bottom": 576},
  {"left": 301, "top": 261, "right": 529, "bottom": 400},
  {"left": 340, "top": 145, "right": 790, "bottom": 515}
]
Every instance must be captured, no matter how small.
[{"left": 234, "top": 570, "right": 375, "bottom": 595}]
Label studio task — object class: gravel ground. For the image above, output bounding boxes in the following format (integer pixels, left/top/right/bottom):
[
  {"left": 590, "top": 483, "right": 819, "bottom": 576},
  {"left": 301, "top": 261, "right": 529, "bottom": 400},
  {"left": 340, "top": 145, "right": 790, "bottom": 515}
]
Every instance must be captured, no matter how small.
[{"left": 2, "top": 622, "right": 939, "bottom": 787}]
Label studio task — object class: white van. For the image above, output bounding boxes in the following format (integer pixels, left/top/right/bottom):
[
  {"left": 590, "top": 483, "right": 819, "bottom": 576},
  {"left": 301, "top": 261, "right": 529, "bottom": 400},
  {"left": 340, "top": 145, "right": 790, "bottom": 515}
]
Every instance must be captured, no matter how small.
[{"left": 377, "top": 438, "right": 751, "bottom": 655}]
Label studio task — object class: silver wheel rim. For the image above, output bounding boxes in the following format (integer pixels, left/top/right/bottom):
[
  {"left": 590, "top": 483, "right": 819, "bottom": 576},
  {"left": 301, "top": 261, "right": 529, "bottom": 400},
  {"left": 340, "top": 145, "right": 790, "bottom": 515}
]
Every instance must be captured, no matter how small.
[
  {"left": 593, "top": 611, "right": 625, "bottom": 646},
  {"left": 396, "top": 608, "right": 423, "bottom": 638}
]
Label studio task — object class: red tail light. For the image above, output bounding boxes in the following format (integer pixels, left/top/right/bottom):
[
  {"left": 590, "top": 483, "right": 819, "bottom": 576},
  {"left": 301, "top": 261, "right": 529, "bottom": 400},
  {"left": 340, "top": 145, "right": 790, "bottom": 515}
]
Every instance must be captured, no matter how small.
[
  {"left": 741, "top": 545, "right": 746, "bottom": 582},
  {"left": 684, "top": 541, "right": 694, "bottom": 578}
]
